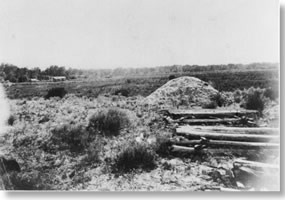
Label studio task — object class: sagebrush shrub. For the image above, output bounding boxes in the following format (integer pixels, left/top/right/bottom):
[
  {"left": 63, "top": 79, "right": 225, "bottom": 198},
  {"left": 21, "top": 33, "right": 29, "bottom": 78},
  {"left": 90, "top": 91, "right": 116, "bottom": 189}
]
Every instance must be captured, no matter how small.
[
  {"left": 233, "top": 89, "right": 242, "bottom": 103},
  {"left": 80, "top": 137, "right": 102, "bottom": 165},
  {"left": 114, "top": 89, "right": 129, "bottom": 97},
  {"left": 153, "top": 132, "right": 172, "bottom": 157},
  {"left": 113, "top": 142, "right": 156, "bottom": 173},
  {"left": 242, "top": 87, "right": 266, "bottom": 113},
  {"left": 88, "top": 108, "right": 130, "bottom": 137},
  {"left": 51, "top": 123, "right": 88, "bottom": 152},
  {"left": 168, "top": 75, "right": 176, "bottom": 80},
  {"left": 45, "top": 87, "right": 67, "bottom": 99},
  {"left": 210, "top": 92, "right": 226, "bottom": 107},
  {"left": 8, "top": 115, "right": 16, "bottom": 126}
]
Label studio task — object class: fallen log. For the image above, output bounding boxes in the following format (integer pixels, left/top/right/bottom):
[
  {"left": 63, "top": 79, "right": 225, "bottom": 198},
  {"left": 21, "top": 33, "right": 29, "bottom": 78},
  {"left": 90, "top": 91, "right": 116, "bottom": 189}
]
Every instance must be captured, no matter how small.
[
  {"left": 176, "top": 128, "right": 279, "bottom": 142},
  {"left": 180, "top": 118, "right": 242, "bottom": 125},
  {"left": 178, "top": 126, "right": 279, "bottom": 135},
  {"left": 171, "top": 145, "right": 196, "bottom": 153},
  {"left": 167, "top": 109, "right": 259, "bottom": 119},
  {"left": 170, "top": 145, "right": 279, "bottom": 155},
  {"left": 234, "top": 159, "right": 279, "bottom": 170},
  {"left": 170, "top": 139, "right": 279, "bottom": 149}
]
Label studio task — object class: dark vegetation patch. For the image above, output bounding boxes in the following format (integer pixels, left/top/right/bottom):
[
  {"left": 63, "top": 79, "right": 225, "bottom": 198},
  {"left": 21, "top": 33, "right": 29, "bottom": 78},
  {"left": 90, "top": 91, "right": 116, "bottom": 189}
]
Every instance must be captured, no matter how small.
[
  {"left": 87, "top": 108, "right": 130, "bottom": 137},
  {"left": 241, "top": 87, "right": 267, "bottom": 114},
  {"left": 153, "top": 133, "right": 172, "bottom": 157},
  {"left": 168, "top": 74, "right": 176, "bottom": 80},
  {"left": 113, "top": 142, "right": 156, "bottom": 173},
  {"left": 210, "top": 93, "right": 227, "bottom": 107},
  {"left": 51, "top": 123, "right": 89, "bottom": 152},
  {"left": 114, "top": 88, "right": 130, "bottom": 97},
  {"left": 8, "top": 115, "right": 16, "bottom": 126},
  {"left": 45, "top": 87, "right": 67, "bottom": 99}
]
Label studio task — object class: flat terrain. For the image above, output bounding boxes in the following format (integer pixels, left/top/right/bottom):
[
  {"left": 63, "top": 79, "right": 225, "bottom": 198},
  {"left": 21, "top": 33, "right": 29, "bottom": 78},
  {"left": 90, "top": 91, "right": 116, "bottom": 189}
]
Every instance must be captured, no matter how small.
[{"left": 4, "top": 69, "right": 279, "bottom": 99}]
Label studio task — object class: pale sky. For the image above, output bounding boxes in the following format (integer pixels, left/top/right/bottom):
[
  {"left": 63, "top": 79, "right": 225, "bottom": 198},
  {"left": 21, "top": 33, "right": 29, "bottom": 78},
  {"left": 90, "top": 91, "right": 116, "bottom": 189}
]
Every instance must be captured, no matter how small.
[{"left": 0, "top": 0, "right": 279, "bottom": 69}]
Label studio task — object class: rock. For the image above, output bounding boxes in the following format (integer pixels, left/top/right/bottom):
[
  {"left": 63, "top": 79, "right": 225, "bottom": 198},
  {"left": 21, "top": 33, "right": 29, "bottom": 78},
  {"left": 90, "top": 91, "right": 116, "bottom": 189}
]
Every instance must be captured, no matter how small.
[{"left": 144, "top": 76, "right": 218, "bottom": 108}]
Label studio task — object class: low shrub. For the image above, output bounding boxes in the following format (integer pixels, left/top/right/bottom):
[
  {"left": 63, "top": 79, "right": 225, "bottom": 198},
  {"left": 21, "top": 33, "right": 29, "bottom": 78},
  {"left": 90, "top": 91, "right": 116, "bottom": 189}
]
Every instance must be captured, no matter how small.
[
  {"left": 210, "top": 92, "right": 226, "bottom": 107},
  {"left": 153, "top": 132, "right": 172, "bottom": 157},
  {"left": 233, "top": 89, "right": 242, "bottom": 103},
  {"left": 114, "top": 89, "right": 129, "bottom": 97},
  {"left": 8, "top": 115, "right": 16, "bottom": 126},
  {"left": 242, "top": 87, "right": 266, "bottom": 113},
  {"left": 87, "top": 108, "right": 130, "bottom": 137},
  {"left": 168, "top": 75, "right": 176, "bottom": 80},
  {"left": 113, "top": 142, "right": 156, "bottom": 173},
  {"left": 45, "top": 87, "right": 67, "bottom": 99},
  {"left": 51, "top": 123, "right": 88, "bottom": 152},
  {"left": 80, "top": 137, "right": 102, "bottom": 165},
  {"left": 202, "top": 100, "right": 218, "bottom": 109}
]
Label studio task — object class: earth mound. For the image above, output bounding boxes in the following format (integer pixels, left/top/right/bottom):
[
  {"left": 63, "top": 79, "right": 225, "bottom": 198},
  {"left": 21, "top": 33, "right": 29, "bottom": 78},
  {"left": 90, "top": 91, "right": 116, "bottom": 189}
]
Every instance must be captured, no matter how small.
[{"left": 144, "top": 76, "right": 218, "bottom": 108}]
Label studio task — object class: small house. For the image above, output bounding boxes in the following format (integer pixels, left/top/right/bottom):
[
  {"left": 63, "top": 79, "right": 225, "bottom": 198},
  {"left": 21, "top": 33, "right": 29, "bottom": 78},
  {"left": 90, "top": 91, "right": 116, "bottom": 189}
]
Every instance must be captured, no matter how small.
[
  {"left": 30, "top": 78, "right": 39, "bottom": 82},
  {"left": 52, "top": 76, "right": 66, "bottom": 82}
]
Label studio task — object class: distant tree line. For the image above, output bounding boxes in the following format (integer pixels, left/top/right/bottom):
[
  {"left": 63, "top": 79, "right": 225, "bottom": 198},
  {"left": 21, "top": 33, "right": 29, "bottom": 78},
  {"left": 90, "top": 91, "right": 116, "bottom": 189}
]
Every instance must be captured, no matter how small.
[
  {"left": 0, "top": 63, "right": 83, "bottom": 82},
  {"left": 0, "top": 62, "right": 278, "bottom": 83}
]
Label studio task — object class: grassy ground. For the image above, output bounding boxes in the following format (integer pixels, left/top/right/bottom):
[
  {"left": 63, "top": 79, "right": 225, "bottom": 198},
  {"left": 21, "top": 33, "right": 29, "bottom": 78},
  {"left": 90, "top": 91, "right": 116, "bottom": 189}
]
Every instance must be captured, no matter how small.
[{"left": 0, "top": 93, "right": 279, "bottom": 191}]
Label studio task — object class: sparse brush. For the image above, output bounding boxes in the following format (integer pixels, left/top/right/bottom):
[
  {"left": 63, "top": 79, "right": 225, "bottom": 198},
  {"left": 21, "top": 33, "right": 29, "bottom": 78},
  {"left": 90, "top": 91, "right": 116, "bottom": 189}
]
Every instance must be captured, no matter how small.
[
  {"left": 51, "top": 123, "right": 88, "bottom": 152},
  {"left": 113, "top": 142, "right": 156, "bottom": 173},
  {"left": 81, "top": 137, "right": 102, "bottom": 165},
  {"left": 87, "top": 108, "right": 130, "bottom": 137}
]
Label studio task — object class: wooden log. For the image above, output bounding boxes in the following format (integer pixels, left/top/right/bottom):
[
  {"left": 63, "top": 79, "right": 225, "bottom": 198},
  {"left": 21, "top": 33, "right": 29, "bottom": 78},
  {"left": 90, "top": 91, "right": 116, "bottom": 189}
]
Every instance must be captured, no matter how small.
[
  {"left": 234, "top": 159, "right": 279, "bottom": 169},
  {"left": 171, "top": 145, "right": 279, "bottom": 155},
  {"left": 171, "top": 145, "right": 276, "bottom": 155},
  {"left": 180, "top": 118, "right": 242, "bottom": 125},
  {"left": 176, "top": 128, "right": 279, "bottom": 142},
  {"left": 167, "top": 109, "right": 259, "bottom": 119},
  {"left": 170, "top": 139, "right": 280, "bottom": 149},
  {"left": 178, "top": 126, "right": 279, "bottom": 135},
  {"left": 171, "top": 145, "right": 196, "bottom": 153}
]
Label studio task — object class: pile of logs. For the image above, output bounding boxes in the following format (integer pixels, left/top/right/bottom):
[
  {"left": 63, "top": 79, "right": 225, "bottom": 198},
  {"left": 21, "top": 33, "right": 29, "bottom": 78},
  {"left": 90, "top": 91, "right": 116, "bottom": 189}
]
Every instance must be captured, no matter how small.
[
  {"left": 171, "top": 126, "right": 279, "bottom": 154},
  {"left": 162, "top": 109, "right": 280, "bottom": 191}
]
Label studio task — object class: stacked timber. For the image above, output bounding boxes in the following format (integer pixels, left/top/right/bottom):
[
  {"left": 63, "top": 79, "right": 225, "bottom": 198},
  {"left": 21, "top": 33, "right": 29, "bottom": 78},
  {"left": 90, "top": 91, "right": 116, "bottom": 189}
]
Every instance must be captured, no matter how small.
[{"left": 170, "top": 126, "right": 279, "bottom": 154}]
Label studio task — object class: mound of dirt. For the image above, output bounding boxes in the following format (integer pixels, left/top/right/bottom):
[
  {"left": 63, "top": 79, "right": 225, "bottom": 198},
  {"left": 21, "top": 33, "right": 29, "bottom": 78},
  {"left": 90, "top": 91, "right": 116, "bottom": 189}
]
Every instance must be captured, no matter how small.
[{"left": 144, "top": 76, "right": 218, "bottom": 108}]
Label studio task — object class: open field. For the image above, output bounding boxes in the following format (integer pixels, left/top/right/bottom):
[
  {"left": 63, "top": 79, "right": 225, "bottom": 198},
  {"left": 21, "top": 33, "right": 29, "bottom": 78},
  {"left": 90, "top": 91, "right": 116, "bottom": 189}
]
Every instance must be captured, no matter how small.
[{"left": 4, "top": 68, "right": 279, "bottom": 99}]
